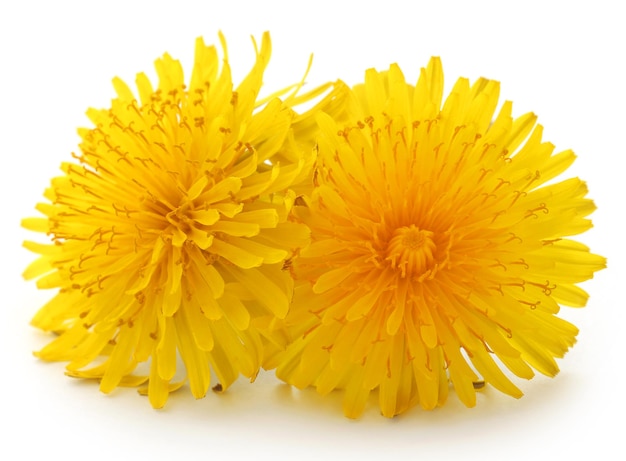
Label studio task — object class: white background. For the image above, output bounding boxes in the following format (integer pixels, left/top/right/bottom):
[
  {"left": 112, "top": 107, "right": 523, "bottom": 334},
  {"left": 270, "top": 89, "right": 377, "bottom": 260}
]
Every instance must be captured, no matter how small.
[{"left": 1, "top": 1, "right": 622, "bottom": 459}]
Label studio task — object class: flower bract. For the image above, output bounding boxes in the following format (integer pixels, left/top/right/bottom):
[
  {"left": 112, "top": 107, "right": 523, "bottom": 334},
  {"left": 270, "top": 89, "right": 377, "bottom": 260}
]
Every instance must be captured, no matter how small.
[{"left": 269, "top": 58, "right": 606, "bottom": 418}]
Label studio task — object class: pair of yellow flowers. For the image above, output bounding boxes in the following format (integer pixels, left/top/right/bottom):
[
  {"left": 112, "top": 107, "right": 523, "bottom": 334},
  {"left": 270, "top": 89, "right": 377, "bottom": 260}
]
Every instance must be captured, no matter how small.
[{"left": 23, "top": 32, "right": 605, "bottom": 418}]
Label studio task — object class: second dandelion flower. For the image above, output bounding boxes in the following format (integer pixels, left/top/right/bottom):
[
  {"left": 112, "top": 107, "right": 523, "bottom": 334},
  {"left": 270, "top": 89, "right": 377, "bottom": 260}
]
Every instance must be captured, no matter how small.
[{"left": 268, "top": 59, "right": 605, "bottom": 418}]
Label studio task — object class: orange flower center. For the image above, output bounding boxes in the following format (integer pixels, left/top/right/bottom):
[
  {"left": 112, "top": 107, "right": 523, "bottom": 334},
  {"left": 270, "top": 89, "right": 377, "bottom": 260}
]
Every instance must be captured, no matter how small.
[{"left": 385, "top": 225, "right": 436, "bottom": 278}]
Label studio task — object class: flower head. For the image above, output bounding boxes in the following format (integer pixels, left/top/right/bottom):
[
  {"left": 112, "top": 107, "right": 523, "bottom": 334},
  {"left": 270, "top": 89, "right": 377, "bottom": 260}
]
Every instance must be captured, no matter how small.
[
  {"left": 271, "top": 59, "right": 606, "bottom": 418},
  {"left": 23, "top": 33, "right": 331, "bottom": 407}
]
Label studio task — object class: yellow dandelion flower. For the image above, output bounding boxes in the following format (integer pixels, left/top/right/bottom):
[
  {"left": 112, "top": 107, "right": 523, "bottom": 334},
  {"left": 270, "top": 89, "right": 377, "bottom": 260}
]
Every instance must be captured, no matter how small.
[
  {"left": 22, "top": 32, "right": 332, "bottom": 408},
  {"left": 270, "top": 59, "right": 606, "bottom": 418}
]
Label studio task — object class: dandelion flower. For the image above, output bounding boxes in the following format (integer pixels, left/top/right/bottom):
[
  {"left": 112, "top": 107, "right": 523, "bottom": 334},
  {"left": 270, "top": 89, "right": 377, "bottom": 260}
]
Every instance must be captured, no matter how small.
[
  {"left": 271, "top": 59, "right": 606, "bottom": 418},
  {"left": 23, "top": 33, "right": 330, "bottom": 408}
]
